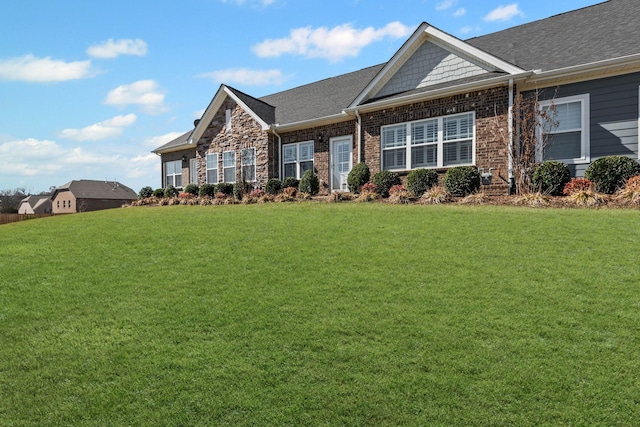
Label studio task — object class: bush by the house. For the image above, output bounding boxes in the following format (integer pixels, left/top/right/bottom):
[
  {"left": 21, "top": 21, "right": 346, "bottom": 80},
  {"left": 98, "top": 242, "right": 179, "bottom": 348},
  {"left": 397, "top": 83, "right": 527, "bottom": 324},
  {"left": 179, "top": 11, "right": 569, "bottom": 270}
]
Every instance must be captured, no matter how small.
[
  {"left": 584, "top": 156, "right": 640, "bottom": 194},
  {"left": 531, "top": 161, "right": 570, "bottom": 196},
  {"left": 139, "top": 186, "right": 153, "bottom": 199},
  {"left": 164, "top": 185, "right": 179, "bottom": 198},
  {"left": 406, "top": 168, "right": 439, "bottom": 197},
  {"left": 153, "top": 188, "right": 165, "bottom": 198},
  {"left": 184, "top": 183, "right": 199, "bottom": 196},
  {"left": 299, "top": 170, "right": 320, "bottom": 195},
  {"left": 282, "top": 177, "right": 299, "bottom": 189},
  {"left": 563, "top": 178, "right": 595, "bottom": 195},
  {"left": 442, "top": 166, "right": 481, "bottom": 197},
  {"left": 615, "top": 175, "right": 640, "bottom": 206},
  {"left": 372, "top": 170, "right": 401, "bottom": 198},
  {"left": 216, "top": 182, "right": 234, "bottom": 196},
  {"left": 265, "top": 178, "right": 282, "bottom": 195},
  {"left": 347, "top": 162, "right": 370, "bottom": 193},
  {"left": 233, "top": 182, "right": 250, "bottom": 200},
  {"left": 199, "top": 183, "right": 216, "bottom": 198}
]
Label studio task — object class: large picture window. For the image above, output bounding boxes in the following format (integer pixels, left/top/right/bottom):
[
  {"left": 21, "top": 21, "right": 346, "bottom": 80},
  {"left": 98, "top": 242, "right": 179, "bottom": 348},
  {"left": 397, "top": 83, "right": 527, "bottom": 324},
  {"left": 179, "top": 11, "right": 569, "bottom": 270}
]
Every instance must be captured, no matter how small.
[
  {"left": 539, "top": 94, "right": 590, "bottom": 163},
  {"left": 165, "top": 160, "right": 182, "bottom": 188},
  {"left": 382, "top": 112, "right": 475, "bottom": 171},
  {"left": 241, "top": 148, "right": 256, "bottom": 182},
  {"left": 283, "top": 141, "right": 314, "bottom": 178},
  {"left": 206, "top": 153, "right": 218, "bottom": 184},
  {"left": 223, "top": 151, "right": 236, "bottom": 183}
]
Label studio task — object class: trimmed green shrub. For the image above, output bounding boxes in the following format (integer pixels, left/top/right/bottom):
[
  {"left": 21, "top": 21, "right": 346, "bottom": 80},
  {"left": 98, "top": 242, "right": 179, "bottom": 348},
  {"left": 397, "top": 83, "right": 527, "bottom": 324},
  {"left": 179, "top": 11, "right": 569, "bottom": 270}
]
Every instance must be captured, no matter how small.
[
  {"left": 584, "top": 156, "right": 640, "bottom": 194},
  {"left": 299, "top": 170, "right": 320, "bottom": 195},
  {"left": 282, "top": 177, "right": 299, "bottom": 189},
  {"left": 265, "top": 178, "right": 282, "bottom": 195},
  {"left": 184, "top": 183, "right": 199, "bottom": 196},
  {"left": 138, "top": 186, "right": 153, "bottom": 199},
  {"left": 372, "top": 170, "right": 401, "bottom": 198},
  {"left": 153, "top": 188, "right": 164, "bottom": 198},
  {"left": 347, "top": 163, "right": 370, "bottom": 193},
  {"left": 443, "top": 166, "right": 481, "bottom": 197},
  {"left": 406, "top": 168, "right": 439, "bottom": 197},
  {"left": 216, "top": 182, "right": 234, "bottom": 196},
  {"left": 199, "top": 183, "right": 216, "bottom": 198},
  {"left": 531, "top": 161, "right": 570, "bottom": 196},
  {"left": 164, "top": 185, "right": 179, "bottom": 198},
  {"left": 233, "top": 182, "right": 249, "bottom": 200}
]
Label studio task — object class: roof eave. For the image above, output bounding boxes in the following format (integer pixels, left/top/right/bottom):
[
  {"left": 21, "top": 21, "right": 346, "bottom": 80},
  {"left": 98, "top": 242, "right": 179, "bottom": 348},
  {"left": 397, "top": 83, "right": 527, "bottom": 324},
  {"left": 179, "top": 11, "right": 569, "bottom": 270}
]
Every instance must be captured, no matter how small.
[
  {"left": 271, "top": 112, "right": 353, "bottom": 133},
  {"left": 152, "top": 143, "right": 194, "bottom": 155}
]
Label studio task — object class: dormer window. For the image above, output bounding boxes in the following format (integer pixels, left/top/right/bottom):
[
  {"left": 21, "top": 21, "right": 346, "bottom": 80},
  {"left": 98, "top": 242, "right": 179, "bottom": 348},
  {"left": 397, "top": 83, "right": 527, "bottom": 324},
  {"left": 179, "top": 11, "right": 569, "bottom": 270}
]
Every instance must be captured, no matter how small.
[{"left": 225, "top": 109, "right": 232, "bottom": 133}]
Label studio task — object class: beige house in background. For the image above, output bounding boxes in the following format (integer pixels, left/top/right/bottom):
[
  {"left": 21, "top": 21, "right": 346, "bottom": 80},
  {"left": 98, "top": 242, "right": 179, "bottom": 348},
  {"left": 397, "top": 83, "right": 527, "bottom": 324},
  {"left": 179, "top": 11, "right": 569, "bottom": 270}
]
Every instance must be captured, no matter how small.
[
  {"left": 51, "top": 180, "right": 137, "bottom": 214},
  {"left": 18, "top": 195, "right": 52, "bottom": 214}
]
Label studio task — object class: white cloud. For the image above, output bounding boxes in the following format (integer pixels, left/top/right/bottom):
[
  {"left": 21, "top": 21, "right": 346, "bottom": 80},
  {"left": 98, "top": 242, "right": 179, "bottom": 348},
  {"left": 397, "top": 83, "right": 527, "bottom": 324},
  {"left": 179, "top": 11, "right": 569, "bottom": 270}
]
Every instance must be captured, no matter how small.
[
  {"left": 252, "top": 21, "right": 413, "bottom": 62},
  {"left": 58, "top": 114, "right": 137, "bottom": 142},
  {"left": 87, "top": 38, "right": 148, "bottom": 59},
  {"left": 0, "top": 54, "right": 94, "bottom": 82},
  {"left": 436, "top": 0, "right": 457, "bottom": 11},
  {"left": 221, "top": 0, "right": 276, "bottom": 6},
  {"left": 460, "top": 25, "right": 481, "bottom": 35},
  {"left": 484, "top": 4, "right": 525, "bottom": 22},
  {"left": 453, "top": 8, "right": 466, "bottom": 17},
  {"left": 126, "top": 153, "right": 158, "bottom": 179},
  {"left": 104, "top": 80, "right": 168, "bottom": 115},
  {"left": 143, "top": 132, "right": 185, "bottom": 148},
  {"left": 198, "top": 68, "right": 286, "bottom": 86}
]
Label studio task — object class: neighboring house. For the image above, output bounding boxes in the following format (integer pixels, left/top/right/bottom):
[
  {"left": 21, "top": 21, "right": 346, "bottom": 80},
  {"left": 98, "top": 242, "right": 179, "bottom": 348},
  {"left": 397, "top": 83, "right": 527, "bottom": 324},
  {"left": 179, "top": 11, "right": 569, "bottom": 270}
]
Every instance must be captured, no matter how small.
[
  {"left": 51, "top": 180, "right": 137, "bottom": 214},
  {"left": 154, "top": 0, "right": 640, "bottom": 195},
  {"left": 17, "top": 195, "right": 52, "bottom": 214}
]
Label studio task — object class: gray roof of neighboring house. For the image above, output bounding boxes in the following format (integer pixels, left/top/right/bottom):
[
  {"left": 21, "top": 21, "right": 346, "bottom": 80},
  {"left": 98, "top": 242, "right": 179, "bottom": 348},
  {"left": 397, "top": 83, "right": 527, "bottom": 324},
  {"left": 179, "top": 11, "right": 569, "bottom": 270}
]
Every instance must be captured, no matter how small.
[
  {"left": 19, "top": 195, "right": 52, "bottom": 212},
  {"left": 466, "top": 0, "right": 639, "bottom": 72},
  {"left": 53, "top": 180, "right": 138, "bottom": 200}
]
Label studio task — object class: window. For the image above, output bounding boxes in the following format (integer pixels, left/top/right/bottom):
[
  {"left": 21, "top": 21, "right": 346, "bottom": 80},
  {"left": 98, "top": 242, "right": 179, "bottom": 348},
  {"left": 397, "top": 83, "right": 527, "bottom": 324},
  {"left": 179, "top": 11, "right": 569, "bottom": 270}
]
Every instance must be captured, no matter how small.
[
  {"left": 223, "top": 151, "right": 236, "bottom": 183},
  {"left": 539, "top": 94, "right": 590, "bottom": 163},
  {"left": 165, "top": 160, "right": 182, "bottom": 187},
  {"left": 283, "top": 141, "right": 314, "bottom": 178},
  {"left": 190, "top": 158, "right": 197, "bottom": 184},
  {"left": 241, "top": 148, "right": 256, "bottom": 182},
  {"left": 225, "top": 109, "right": 232, "bottom": 133},
  {"left": 206, "top": 153, "right": 218, "bottom": 184},
  {"left": 382, "top": 112, "right": 475, "bottom": 171}
]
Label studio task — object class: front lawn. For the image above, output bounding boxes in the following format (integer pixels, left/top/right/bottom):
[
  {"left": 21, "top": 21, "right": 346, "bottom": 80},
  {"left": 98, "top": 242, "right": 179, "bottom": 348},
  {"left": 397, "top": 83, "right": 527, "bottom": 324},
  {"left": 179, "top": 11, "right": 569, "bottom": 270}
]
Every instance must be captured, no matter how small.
[{"left": 1, "top": 204, "right": 639, "bottom": 425}]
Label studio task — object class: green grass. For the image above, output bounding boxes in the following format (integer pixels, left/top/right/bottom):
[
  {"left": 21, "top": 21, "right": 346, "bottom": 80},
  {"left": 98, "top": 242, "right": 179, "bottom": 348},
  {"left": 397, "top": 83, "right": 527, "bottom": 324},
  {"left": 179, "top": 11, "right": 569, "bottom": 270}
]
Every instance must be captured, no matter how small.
[{"left": 1, "top": 203, "right": 639, "bottom": 426}]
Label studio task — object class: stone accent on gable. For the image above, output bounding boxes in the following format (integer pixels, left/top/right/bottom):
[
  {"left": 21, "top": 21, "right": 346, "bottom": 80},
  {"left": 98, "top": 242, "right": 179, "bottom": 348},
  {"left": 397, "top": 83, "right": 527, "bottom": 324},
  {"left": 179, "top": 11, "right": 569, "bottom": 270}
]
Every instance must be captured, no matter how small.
[
  {"left": 195, "top": 98, "right": 276, "bottom": 187},
  {"left": 361, "top": 86, "right": 511, "bottom": 195},
  {"left": 376, "top": 41, "right": 489, "bottom": 99}
]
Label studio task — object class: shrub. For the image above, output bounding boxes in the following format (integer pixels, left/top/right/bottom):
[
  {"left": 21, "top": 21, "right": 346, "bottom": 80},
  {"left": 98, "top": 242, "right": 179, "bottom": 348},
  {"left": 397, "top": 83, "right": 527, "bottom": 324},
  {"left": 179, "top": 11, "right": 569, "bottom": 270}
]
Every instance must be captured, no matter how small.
[
  {"left": 563, "top": 178, "right": 594, "bottom": 195},
  {"left": 164, "top": 185, "right": 179, "bottom": 198},
  {"left": 178, "top": 192, "right": 194, "bottom": 199},
  {"left": 250, "top": 189, "right": 265, "bottom": 198},
  {"left": 442, "top": 166, "right": 481, "bottom": 197},
  {"left": 361, "top": 183, "right": 377, "bottom": 194},
  {"left": 138, "top": 186, "right": 153, "bottom": 199},
  {"left": 184, "top": 183, "right": 199, "bottom": 196},
  {"left": 216, "top": 182, "right": 234, "bottom": 196},
  {"left": 199, "top": 183, "right": 217, "bottom": 198},
  {"left": 615, "top": 175, "right": 640, "bottom": 206},
  {"left": 347, "top": 163, "right": 370, "bottom": 193},
  {"left": 153, "top": 188, "right": 165, "bottom": 198},
  {"left": 388, "top": 184, "right": 406, "bottom": 196},
  {"left": 406, "top": 168, "right": 439, "bottom": 197},
  {"left": 265, "top": 178, "right": 282, "bottom": 195},
  {"left": 233, "top": 182, "right": 249, "bottom": 200},
  {"left": 531, "top": 161, "right": 570, "bottom": 196},
  {"left": 388, "top": 185, "right": 412, "bottom": 204},
  {"left": 298, "top": 170, "right": 319, "bottom": 195},
  {"left": 567, "top": 189, "right": 605, "bottom": 207},
  {"left": 282, "top": 177, "right": 299, "bottom": 189},
  {"left": 512, "top": 192, "right": 549, "bottom": 208},
  {"left": 419, "top": 186, "right": 452, "bottom": 205},
  {"left": 584, "top": 156, "right": 640, "bottom": 194},
  {"left": 372, "top": 170, "right": 401, "bottom": 198}
]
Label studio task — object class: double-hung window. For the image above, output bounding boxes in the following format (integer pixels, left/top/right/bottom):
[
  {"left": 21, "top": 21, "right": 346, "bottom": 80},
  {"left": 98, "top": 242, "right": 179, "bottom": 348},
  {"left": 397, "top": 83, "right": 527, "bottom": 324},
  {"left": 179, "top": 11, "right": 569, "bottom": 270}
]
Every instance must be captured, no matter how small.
[
  {"left": 382, "top": 112, "right": 475, "bottom": 170},
  {"left": 206, "top": 153, "right": 218, "bottom": 184},
  {"left": 223, "top": 151, "right": 236, "bottom": 183},
  {"left": 241, "top": 148, "right": 256, "bottom": 182},
  {"left": 165, "top": 160, "right": 182, "bottom": 187},
  {"left": 283, "top": 141, "right": 314, "bottom": 178},
  {"left": 539, "top": 94, "right": 589, "bottom": 163}
]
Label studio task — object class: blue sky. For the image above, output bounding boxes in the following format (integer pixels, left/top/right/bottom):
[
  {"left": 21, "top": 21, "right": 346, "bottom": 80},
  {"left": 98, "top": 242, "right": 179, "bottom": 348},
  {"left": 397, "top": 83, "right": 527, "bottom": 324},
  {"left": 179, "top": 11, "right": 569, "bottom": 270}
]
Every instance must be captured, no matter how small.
[{"left": 0, "top": 0, "right": 602, "bottom": 193}]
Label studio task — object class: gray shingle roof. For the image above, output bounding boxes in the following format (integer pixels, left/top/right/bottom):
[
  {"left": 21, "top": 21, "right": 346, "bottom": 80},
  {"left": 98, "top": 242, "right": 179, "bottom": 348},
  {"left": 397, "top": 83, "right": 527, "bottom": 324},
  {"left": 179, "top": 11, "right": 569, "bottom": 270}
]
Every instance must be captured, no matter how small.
[
  {"left": 466, "top": 0, "right": 639, "bottom": 72},
  {"left": 226, "top": 86, "right": 276, "bottom": 124},
  {"left": 153, "top": 130, "right": 193, "bottom": 153},
  {"left": 54, "top": 180, "right": 137, "bottom": 200}
]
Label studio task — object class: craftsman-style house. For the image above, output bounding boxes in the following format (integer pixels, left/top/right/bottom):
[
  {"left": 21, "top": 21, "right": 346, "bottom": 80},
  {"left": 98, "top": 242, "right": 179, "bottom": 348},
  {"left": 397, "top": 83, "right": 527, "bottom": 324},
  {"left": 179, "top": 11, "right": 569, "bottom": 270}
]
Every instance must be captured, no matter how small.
[{"left": 153, "top": 0, "right": 640, "bottom": 195}]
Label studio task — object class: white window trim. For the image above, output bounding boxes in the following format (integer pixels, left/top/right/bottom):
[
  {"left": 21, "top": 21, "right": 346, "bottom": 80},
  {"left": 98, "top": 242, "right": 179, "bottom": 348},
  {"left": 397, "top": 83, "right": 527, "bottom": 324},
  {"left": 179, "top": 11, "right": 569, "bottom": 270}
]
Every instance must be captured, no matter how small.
[
  {"left": 283, "top": 141, "right": 314, "bottom": 179},
  {"left": 206, "top": 153, "right": 219, "bottom": 184},
  {"left": 164, "top": 159, "right": 182, "bottom": 188},
  {"left": 537, "top": 93, "right": 590, "bottom": 164},
  {"left": 222, "top": 150, "right": 236, "bottom": 183},
  {"left": 638, "top": 86, "right": 640, "bottom": 160},
  {"left": 190, "top": 158, "right": 197, "bottom": 185},
  {"left": 241, "top": 147, "right": 257, "bottom": 182},
  {"left": 380, "top": 111, "right": 476, "bottom": 171}
]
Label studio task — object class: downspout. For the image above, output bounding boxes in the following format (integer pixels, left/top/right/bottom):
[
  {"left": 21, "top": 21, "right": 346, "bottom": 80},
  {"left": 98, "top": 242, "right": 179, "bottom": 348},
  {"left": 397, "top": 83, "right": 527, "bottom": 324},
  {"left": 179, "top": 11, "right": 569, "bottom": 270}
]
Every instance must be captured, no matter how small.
[
  {"left": 354, "top": 109, "right": 362, "bottom": 163},
  {"left": 507, "top": 79, "right": 515, "bottom": 195},
  {"left": 271, "top": 126, "right": 282, "bottom": 180}
]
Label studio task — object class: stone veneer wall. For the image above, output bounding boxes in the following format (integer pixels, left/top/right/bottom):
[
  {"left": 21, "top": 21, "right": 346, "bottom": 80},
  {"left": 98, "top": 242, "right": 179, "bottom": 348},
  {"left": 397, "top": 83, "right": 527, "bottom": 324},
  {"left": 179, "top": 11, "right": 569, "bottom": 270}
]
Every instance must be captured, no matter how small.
[
  {"left": 279, "top": 120, "right": 357, "bottom": 195},
  {"left": 361, "top": 86, "right": 511, "bottom": 195},
  {"left": 195, "top": 98, "right": 275, "bottom": 188}
]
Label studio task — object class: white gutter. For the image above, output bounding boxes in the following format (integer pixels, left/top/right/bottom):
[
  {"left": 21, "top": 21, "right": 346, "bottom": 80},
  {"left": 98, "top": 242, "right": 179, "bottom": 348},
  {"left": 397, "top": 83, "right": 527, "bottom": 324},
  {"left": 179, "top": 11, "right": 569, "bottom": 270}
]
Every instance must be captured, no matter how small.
[
  {"left": 354, "top": 109, "right": 362, "bottom": 163},
  {"left": 271, "top": 112, "right": 352, "bottom": 133},
  {"left": 271, "top": 126, "right": 282, "bottom": 180},
  {"left": 508, "top": 79, "right": 514, "bottom": 186}
]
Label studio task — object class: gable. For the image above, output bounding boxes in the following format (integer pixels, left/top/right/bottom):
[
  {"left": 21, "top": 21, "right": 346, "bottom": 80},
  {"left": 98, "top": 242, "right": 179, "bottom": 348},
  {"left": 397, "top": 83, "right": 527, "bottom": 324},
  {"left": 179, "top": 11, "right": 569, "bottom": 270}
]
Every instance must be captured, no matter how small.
[{"left": 375, "top": 40, "right": 493, "bottom": 99}]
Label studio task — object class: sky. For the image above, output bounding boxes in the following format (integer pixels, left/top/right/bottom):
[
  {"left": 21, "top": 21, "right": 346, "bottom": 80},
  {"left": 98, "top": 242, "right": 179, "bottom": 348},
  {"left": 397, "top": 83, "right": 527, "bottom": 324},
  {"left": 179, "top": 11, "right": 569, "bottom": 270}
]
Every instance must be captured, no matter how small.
[{"left": 0, "top": 0, "right": 603, "bottom": 193}]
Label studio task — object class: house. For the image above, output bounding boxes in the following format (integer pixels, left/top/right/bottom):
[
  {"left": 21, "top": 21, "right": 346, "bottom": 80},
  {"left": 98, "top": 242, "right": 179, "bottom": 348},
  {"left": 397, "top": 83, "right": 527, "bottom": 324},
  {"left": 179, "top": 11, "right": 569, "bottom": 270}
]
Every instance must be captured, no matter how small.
[
  {"left": 153, "top": 0, "right": 640, "bottom": 195},
  {"left": 17, "top": 195, "right": 52, "bottom": 214},
  {"left": 51, "top": 180, "right": 138, "bottom": 214}
]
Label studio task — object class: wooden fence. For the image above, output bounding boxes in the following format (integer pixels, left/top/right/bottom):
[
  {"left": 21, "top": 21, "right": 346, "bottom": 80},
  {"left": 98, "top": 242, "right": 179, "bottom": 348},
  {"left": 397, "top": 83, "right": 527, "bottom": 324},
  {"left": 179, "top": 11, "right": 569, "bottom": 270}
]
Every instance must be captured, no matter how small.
[{"left": 0, "top": 214, "right": 53, "bottom": 225}]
